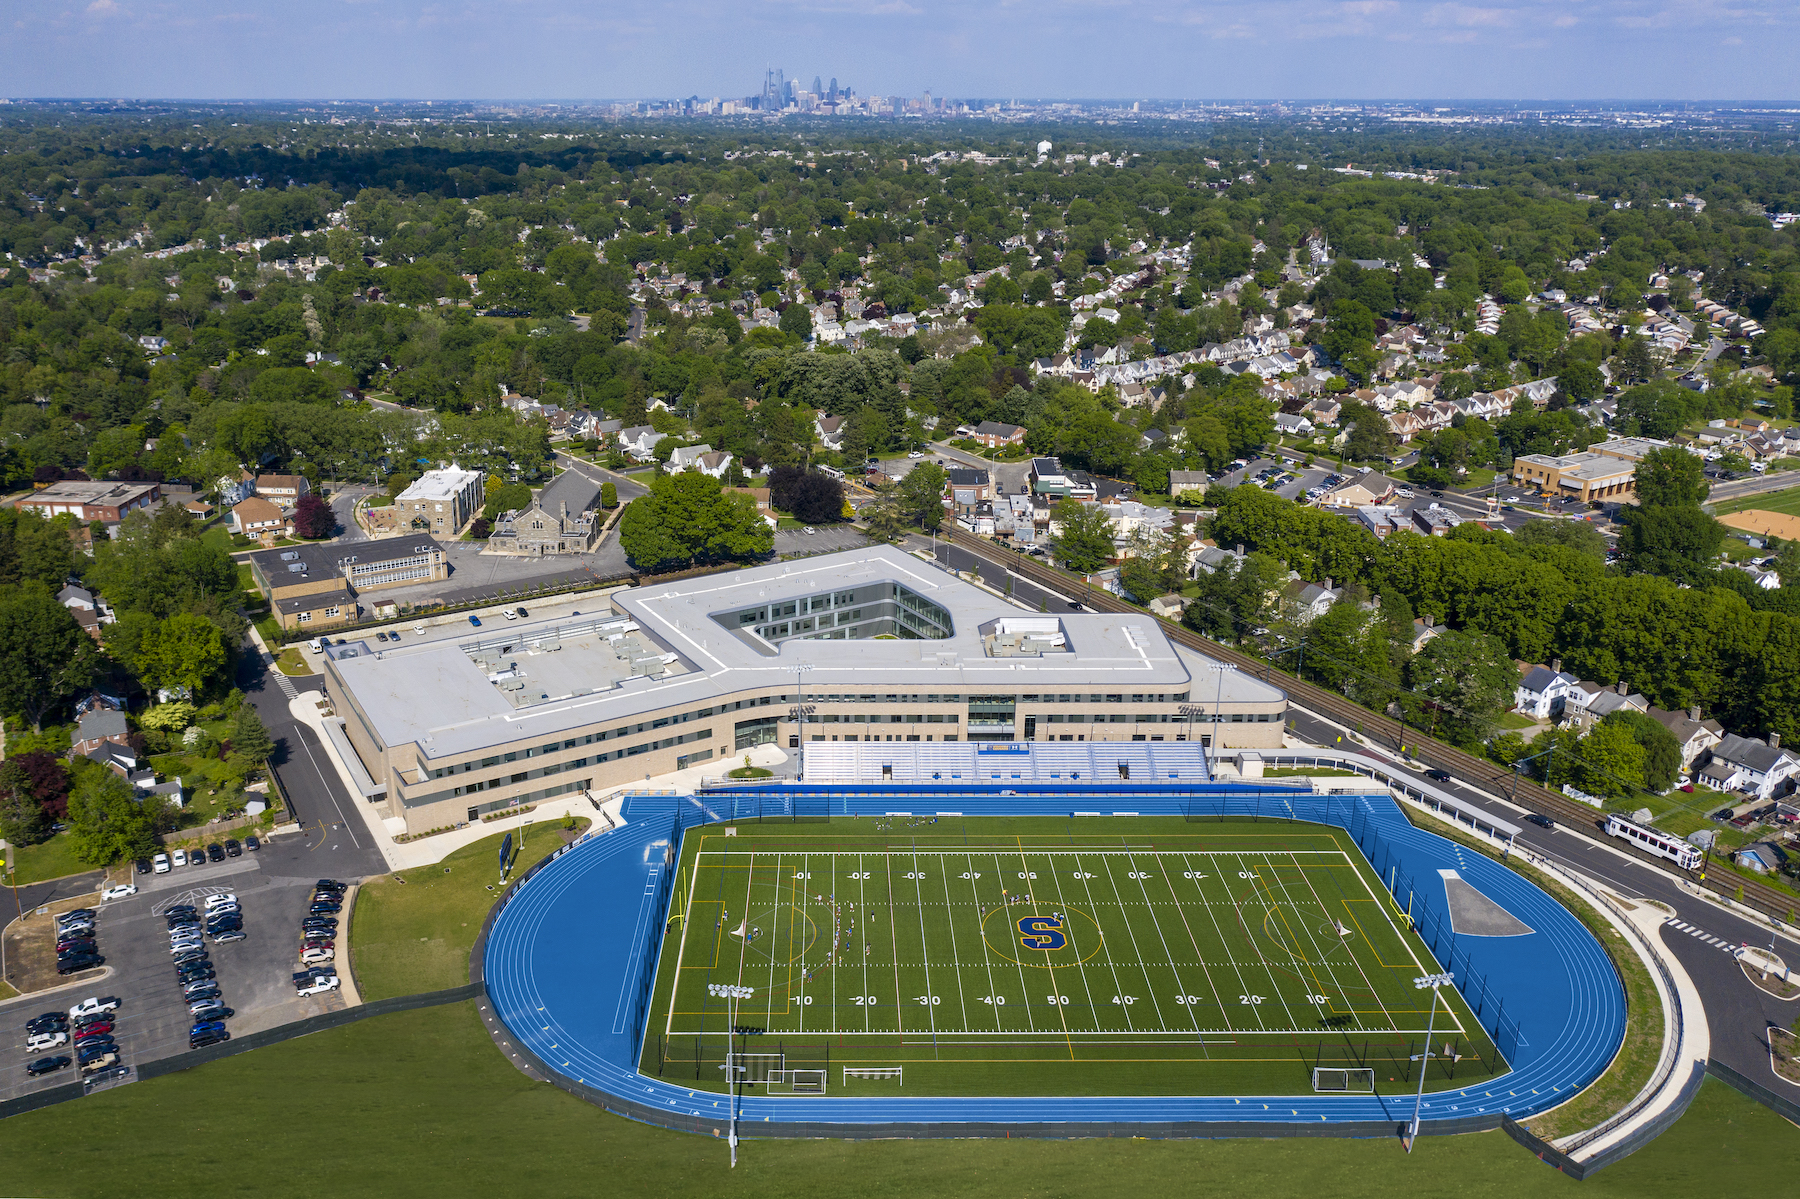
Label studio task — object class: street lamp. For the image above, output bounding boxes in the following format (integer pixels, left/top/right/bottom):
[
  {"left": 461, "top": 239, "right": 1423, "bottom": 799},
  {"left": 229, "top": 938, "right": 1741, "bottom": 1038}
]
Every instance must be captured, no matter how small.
[
  {"left": 708, "top": 982, "right": 755, "bottom": 1167},
  {"left": 1406, "top": 971, "right": 1454, "bottom": 1152}
]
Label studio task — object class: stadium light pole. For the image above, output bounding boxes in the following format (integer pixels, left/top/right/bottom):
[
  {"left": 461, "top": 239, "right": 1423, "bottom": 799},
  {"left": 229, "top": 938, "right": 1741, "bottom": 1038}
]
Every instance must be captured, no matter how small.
[
  {"left": 790, "top": 663, "right": 814, "bottom": 783},
  {"left": 708, "top": 983, "right": 754, "bottom": 1166},
  {"left": 1405, "top": 971, "right": 1454, "bottom": 1153}
]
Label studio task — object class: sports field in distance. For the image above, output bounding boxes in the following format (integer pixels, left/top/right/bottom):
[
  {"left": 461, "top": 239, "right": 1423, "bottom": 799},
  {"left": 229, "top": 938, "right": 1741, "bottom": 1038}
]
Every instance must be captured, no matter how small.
[{"left": 641, "top": 816, "right": 1503, "bottom": 1097}]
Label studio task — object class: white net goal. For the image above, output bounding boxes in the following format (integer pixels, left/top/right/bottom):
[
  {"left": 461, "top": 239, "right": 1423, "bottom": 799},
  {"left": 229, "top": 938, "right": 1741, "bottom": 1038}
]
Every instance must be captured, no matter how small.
[{"left": 1311, "top": 1067, "right": 1376, "bottom": 1093}]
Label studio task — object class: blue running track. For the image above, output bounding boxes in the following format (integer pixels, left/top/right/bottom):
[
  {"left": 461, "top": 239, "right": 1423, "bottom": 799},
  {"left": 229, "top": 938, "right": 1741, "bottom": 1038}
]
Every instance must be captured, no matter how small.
[{"left": 481, "top": 783, "right": 1623, "bottom": 1135}]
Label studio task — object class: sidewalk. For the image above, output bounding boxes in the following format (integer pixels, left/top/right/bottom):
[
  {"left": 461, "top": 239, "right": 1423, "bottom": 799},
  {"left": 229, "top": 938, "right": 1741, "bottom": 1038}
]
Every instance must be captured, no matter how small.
[{"left": 282, "top": 689, "right": 790, "bottom": 872}]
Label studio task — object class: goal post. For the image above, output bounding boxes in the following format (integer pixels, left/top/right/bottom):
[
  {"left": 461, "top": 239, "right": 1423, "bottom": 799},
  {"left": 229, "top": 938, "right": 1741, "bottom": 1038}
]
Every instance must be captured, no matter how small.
[{"left": 1311, "top": 1067, "right": 1376, "bottom": 1093}]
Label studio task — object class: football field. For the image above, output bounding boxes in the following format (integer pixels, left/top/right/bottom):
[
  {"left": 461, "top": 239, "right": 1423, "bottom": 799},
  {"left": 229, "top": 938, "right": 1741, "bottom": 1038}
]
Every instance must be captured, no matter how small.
[{"left": 642, "top": 818, "right": 1506, "bottom": 1097}]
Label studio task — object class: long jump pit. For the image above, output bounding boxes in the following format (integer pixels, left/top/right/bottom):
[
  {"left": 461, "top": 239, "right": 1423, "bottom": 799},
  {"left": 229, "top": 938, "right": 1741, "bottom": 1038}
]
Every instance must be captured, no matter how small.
[{"left": 1719, "top": 509, "right": 1800, "bottom": 543}]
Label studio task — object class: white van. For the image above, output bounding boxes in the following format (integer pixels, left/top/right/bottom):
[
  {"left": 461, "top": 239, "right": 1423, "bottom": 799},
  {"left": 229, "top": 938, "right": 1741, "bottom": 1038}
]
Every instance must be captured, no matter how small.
[{"left": 309, "top": 637, "right": 326, "bottom": 654}]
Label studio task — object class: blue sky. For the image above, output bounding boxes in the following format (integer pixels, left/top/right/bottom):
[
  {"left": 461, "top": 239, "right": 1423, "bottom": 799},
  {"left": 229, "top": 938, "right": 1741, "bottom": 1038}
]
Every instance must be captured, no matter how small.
[{"left": 4, "top": 0, "right": 1796, "bottom": 101}]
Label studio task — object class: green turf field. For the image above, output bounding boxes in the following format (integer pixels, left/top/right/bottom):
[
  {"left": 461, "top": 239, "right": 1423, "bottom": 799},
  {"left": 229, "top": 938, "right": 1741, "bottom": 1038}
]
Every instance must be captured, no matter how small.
[{"left": 641, "top": 817, "right": 1502, "bottom": 1097}]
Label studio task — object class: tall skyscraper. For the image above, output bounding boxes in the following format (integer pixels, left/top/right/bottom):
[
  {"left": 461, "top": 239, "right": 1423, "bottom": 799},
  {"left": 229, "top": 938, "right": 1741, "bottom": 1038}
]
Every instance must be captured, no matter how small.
[
  {"left": 829, "top": 77, "right": 838, "bottom": 101},
  {"left": 812, "top": 76, "right": 822, "bottom": 96}
]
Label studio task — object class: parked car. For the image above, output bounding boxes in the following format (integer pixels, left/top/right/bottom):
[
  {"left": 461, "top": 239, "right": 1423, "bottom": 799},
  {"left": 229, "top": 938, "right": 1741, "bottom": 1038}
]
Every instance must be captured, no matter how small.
[
  {"left": 243, "top": 835, "right": 260, "bottom": 852},
  {"left": 300, "top": 948, "right": 335, "bottom": 965},
  {"left": 211, "top": 930, "right": 247, "bottom": 944},
  {"left": 205, "top": 894, "right": 237, "bottom": 908},
  {"left": 171, "top": 849, "right": 188, "bottom": 868},
  {"left": 468, "top": 614, "right": 481, "bottom": 627},
  {"left": 25, "top": 1032, "right": 68, "bottom": 1052},
  {"left": 182, "top": 985, "right": 221, "bottom": 1003},
  {"left": 101, "top": 883, "right": 137, "bottom": 902},
  {"left": 26, "top": 1055, "right": 71, "bottom": 1077},
  {"left": 189, "top": 1000, "right": 233, "bottom": 1018},
  {"left": 134, "top": 858, "right": 153, "bottom": 875},
  {"left": 295, "top": 976, "right": 340, "bottom": 997},
  {"left": 206, "top": 844, "right": 225, "bottom": 863},
  {"left": 26, "top": 1014, "right": 68, "bottom": 1034},
  {"left": 79, "top": 1052, "right": 119, "bottom": 1074},
  {"left": 57, "top": 909, "right": 95, "bottom": 924},
  {"left": 57, "top": 956, "right": 104, "bottom": 974},
  {"left": 224, "top": 840, "right": 242, "bottom": 858},
  {"left": 190, "top": 1030, "right": 229, "bottom": 1049},
  {"left": 72, "top": 1018, "right": 113, "bottom": 1038},
  {"left": 68, "top": 997, "right": 119, "bottom": 1019}
]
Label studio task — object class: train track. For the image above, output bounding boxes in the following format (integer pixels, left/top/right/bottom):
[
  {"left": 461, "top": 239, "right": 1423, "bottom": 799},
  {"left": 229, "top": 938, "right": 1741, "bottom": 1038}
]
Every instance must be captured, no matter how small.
[{"left": 939, "top": 526, "right": 1798, "bottom": 926}]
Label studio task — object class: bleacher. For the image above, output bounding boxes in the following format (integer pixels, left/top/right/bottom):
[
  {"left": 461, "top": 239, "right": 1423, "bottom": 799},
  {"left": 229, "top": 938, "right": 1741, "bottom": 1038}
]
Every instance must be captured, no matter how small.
[{"left": 800, "top": 741, "right": 1211, "bottom": 784}]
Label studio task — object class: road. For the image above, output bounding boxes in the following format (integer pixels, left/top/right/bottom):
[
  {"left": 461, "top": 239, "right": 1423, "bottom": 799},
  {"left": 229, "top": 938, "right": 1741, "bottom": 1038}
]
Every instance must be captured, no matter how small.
[
  {"left": 3, "top": 870, "right": 105, "bottom": 921},
  {"left": 939, "top": 525, "right": 1800, "bottom": 1094},
  {"left": 236, "top": 643, "right": 387, "bottom": 882}
]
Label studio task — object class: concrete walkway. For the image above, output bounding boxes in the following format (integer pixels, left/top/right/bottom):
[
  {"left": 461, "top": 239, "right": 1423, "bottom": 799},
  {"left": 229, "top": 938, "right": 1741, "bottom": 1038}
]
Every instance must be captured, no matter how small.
[{"left": 282, "top": 688, "right": 790, "bottom": 872}]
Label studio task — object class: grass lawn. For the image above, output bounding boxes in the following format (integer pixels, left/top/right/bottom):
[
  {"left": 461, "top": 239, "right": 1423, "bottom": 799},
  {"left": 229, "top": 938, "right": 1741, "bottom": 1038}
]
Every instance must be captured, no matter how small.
[
  {"left": 6, "top": 831, "right": 90, "bottom": 885},
  {"left": 275, "top": 647, "right": 315, "bottom": 676},
  {"left": 0, "top": 998, "right": 1790, "bottom": 1199},
  {"left": 350, "top": 823, "right": 585, "bottom": 1000},
  {"left": 1495, "top": 712, "right": 1540, "bottom": 731}
]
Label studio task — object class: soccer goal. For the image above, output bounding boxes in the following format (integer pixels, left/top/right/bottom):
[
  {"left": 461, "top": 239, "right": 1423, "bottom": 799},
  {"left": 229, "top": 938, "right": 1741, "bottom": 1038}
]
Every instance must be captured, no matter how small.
[
  {"left": 763, "top": 1069, "right": 827, "bottom": 1095},
  {"left": 1311, "top": 1067, "right": 1376, "bottom": 1093},
  {"left": 842, "top": 1066, "right": 904, "bottom": 1087}
]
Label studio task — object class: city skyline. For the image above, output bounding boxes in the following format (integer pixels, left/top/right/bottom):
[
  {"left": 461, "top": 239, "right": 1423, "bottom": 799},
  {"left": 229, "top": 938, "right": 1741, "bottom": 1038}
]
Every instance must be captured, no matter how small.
[{"left": 2, "top": 1, "right": 1796, "bottom": 102}]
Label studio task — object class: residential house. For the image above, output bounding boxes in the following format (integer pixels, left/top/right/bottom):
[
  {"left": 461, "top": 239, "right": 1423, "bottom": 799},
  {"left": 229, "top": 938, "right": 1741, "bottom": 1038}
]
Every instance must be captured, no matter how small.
[
  {"left": 253, "top": 473, "right": 311, "bottom": 508},
  {"left": 1273, "top": 412, "right": 1314, "bottom": 438},
  {"left": 725, "top": 487, "right": 778, "bottom": 530},
  {"left": 815, "top": 414, "right": 846, "bottom": 451},
  {"left": 1411, "top": 614, "right": 1442, "bottom": 653},
  {"left": 1567, "top": 680, "right": 1651, "bottom": 727},
  {"left": 618, "top": 426, "right": 667, "bottom": 460},
  {"left": 217, "top": 469, "right": 257, "bottom": 507},
  {"left": 1514, "top": 661, "right": 1580, "bottom": 719},
  {"left": 669, "top": 444, "right": 733, "bottom": 478},
  {"left": 1029, "top": 457, "right": 1097, "bottom": 502},
  {"left": 1168, "top": 470, "right": 1210, "bottom": 501},
  {"left": 1646, "top": 706, "right": 1725, "bottom": 773},
  {"left": 1148, "top": 594, "right": 1187, "bottom": 620},
  {"left": 1320, "top": 469, "right": 1399, "bottom": 510},
  {"left": 971, "top": 421, "right": 1027, "bottom": 449},
  {"left": 1733, "top": 843, "right": 1787, "bottom": 875},
  {"left": 72, "top": 708, "right": 131, "bottom": 757},
  {"left": 1281, "top": 577, "right": 1341, "bottom": 623},
  {"left": 231, "top": 496, "right": 292, "bottom": 545},
  {"left": 57, "top": 583, "right": 107, "bottom": 640},
  {"left": 1698, "top": 733, "right": 1799, "bottom": 800}
]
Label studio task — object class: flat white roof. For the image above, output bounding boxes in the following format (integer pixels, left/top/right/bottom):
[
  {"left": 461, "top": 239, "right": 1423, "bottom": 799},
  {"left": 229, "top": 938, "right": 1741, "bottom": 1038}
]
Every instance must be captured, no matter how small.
[
  {"left": 331, "top": 546, "right": 1242, "bottom": 762},
  {"left": 396, "top": 466, "right": 483, "bottom": 503}
]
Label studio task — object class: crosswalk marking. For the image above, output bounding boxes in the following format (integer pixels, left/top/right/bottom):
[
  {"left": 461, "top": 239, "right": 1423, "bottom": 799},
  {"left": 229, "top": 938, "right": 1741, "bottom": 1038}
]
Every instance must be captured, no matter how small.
[{"left": 1662, "top": 918, "right": 1739, "bottom": 954}]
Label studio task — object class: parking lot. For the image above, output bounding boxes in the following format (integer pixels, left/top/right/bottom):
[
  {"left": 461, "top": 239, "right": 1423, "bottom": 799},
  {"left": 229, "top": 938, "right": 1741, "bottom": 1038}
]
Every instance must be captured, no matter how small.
[
  {"left": 1213, "top": 457, "right": 1340, "bottom": 502},
  {"left": 0, "top": 862, "right": 347, "bottom": 1103},
  {"left": 773, "top": 525, "right": 867, "bottom": 557}
]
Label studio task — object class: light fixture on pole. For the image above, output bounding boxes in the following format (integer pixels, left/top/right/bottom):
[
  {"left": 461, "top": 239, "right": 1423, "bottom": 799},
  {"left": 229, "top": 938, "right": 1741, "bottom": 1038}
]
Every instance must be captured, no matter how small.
[
  {"left": 1405, "top": 971, "right": 1454, "bottom": 1153},
  {"left": 789, "top": 663, "right": 814, "bottom": 782},
  {"left": 708, "top": 983, "right": 755, "bottom": 1166}
]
